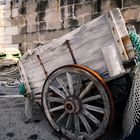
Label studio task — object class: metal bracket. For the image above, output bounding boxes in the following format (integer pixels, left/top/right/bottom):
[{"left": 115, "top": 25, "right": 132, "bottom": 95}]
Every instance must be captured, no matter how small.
[
  {"left": 37, "top": 54, "right": 48, "bottom": 77},
  {"left": 64, "top": 40, "right": 77, "bottom": 64}
]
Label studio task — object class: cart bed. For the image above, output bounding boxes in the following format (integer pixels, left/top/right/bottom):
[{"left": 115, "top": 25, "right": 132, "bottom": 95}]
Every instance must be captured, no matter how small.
[{"left": 19, "top": 8, "right": 134, "bottom": 95}]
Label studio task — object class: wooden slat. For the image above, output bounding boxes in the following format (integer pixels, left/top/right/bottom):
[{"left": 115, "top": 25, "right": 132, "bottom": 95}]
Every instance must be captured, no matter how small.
[
  {"left": 18, "top": 61, "right": 32, "bottom": 94},
  {"left": 106, "top": 9, "right": 129, "bottom": 61},
  {"left": 29, "top": 80, "right": 45, "bottom": 89},
  {"left": 31, "top": 87, "right": 43, "bottom": 95},
  {"left": 111, "top": 8, "right": 134, "bottom": 59},
  {"left": 19, "top": 9, "right": 131, "bottom": 95}
]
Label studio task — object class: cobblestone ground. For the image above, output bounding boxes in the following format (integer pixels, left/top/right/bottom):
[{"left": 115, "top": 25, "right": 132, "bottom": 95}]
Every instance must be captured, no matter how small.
[{"left": 0, "top": 85, "right": 67, "bottom": 140}]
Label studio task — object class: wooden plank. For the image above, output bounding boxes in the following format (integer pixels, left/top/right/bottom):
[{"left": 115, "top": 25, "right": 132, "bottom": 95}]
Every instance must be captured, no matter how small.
[
  {"left": 31, "top": 86, "right": 43, "bottom": 95},
  {"left": 25, "top": 52, "right": 107, "bottom": 85},
  {"left": 29, "top": 80, "right": 45, "bottom": 89},
  {"left": 20, "top": 8, "right": 131, "bottom": 95},
  {"left": 18, "top": 61, "right": 32, "bottom": 95},
  {"left": 28, "top": 73, "right": 46, "bottom": 83},
  {"left": 40, "top": 16, "right": 113, "bottom": 64},
  {"left": 23, "top": 31, "right": 114, "bottom": 84},
  {"left": 21, "top": 15, "right": 114, "bottom": 78},
  {"left": 21, "top": 53, "right": 41, "bottom": 70},
  {"left": 106, "top": 9, "right": 129, "bottom": 61},
  {"left": 108, "top": 8, "right": 134, "bottom": 59}
]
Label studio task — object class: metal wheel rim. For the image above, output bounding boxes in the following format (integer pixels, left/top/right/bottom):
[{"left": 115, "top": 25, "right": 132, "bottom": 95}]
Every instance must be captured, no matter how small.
[{"left": 42, "top": 65, "right": 114, "bottom": 140}]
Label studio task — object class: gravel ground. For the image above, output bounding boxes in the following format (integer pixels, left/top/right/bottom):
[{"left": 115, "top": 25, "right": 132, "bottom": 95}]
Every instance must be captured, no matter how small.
[{"left": 0, "top": 85, "right": 67, "bottom": 140}]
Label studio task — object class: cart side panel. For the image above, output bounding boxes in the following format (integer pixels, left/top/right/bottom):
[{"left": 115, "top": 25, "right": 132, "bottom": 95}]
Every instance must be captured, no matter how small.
[{"left": 20, "top": 8, "right": 133, "bottom": 95}]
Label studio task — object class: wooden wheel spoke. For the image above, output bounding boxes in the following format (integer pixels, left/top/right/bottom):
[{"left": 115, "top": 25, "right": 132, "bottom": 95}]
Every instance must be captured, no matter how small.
[
  {"left": 56, "top": 111, "right": 67, "bottom": 124},
  {"left": 56, "top": 77, "right": 69, "bottom": 96},
  {"left": 78, "top": 113, "right": 92, "bottom": 134},
  {"left": 75, "top": 75, "right": 82, "bottom": 96},
  {"left": 48, "top": 97, "right": 64, "bottom": 104},
  {"left": 79, "top": 81, "right": 93, "bottom": 99},
  {"left": 83, "top": 104, "right": 104, "bottom": 114},
  {"left": 82, "top": 109, "right": 101, "bottom": 127},
  {"left": 42, "top": 65, "right": 114, "bottom": 140},
  {"left": 74, "top": 114, "right": 80, "bottom": 134},
  {"left": 66, "top": 114, "right": 73, "bottom": 130},
  {"left": 49, "top": 85, "right": 66, "bottom": 99},
  {"left": 66, "top": 72, "right": 74, "bottom": 96},
  {"left": 82, "top": 95, "right": 102, "bottom": 103},
  {"left": 49, "top": 105, "right": 64, "bottom": 112}
]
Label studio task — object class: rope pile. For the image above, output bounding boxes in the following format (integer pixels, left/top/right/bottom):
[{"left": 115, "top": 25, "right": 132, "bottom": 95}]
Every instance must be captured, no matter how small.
[{"left": 0, "top": 60, "right": 20, "bottom": 82}]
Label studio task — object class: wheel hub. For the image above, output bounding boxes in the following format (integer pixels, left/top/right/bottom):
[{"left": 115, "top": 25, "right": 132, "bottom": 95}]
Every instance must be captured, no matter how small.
[{"left": 64, "top": 97, "right": 80, "bottom": 113}]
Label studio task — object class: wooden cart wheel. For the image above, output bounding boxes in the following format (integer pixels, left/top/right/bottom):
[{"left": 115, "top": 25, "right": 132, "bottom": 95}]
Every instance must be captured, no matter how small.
[{"left": 42, "top": 65, "right": 114, "bottom": 140}]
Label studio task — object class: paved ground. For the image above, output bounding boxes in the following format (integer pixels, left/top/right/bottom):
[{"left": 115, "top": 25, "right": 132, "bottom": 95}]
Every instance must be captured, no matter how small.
[
  {"left": 0, "top": 85, "right": 139, "bottom": 140},
  {"left": 0, "top": 85, "right": 67, "bottom": 140},
  {"left": 0, "top": 85, "right": 123, "bottom": 140}
]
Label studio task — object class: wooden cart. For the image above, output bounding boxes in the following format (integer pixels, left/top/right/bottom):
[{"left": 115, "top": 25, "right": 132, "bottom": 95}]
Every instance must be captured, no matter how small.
[{"left": 18, "top": 8, "right": 135, "bottom": 140}]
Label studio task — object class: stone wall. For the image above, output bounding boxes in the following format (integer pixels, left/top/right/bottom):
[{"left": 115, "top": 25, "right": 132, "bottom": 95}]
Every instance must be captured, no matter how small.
[{"left": 0, "top": 0, "right": 140, "bottom": 53}]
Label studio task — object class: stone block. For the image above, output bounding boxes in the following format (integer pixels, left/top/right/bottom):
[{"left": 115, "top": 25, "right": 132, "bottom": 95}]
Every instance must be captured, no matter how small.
[
  {"left": 0, "top": 44, "right": 4, "bottom": 48},
  {"left": 74, "top": 2, "right": 93, "bottom": 17},
  {"left": 30, "top": 24, "right": 38, "bottom": 33},
  {"left": 124, "top": 0, "right": 140, "bottom": 7},
  {"left": 38, "top": 21, "right": 47, "bottom": 32},
  {"left": 84, "top": 14, "right": 92, "bottom": 24},
  {"left": 21, "top": 43, "right": 32, "bottom": 52},
  {"left": 48, "top": 0, "right": 60, "bottom": 9},
  {"left": 26, "top": 13, "right": 37, "bottom": 24},
  {"left": 45, "top": 8, "right": 59, "bottom": 19},
  {"left": 0, "top": 36, "right": 4, "bottom": 44},
  {"left": 40, "top": 30, "right": 55, "bottom": 41},
  {"left": 23, "top": 32, "right": 39, "bottom": 43},
  {"left": 0, "top": 9, "right": 4, "bottom": 18},
  {"left": 4, "top": 44, "right": 19, "bottom": 49},
  {"left": 3, "top": 36, "right": 12, "bottom": 44},
  {"left": 20, "top": 26, "right": 27, "bottom": 34},
  {"left": 11, "top": 8, "right": 19, "bottom": 17},
  {"left": 47, "top": 18, "right": 61, "bottom": 30},
  {"left": 5, "top": 0, "right": 11, "bottom": 6},
  {"left": 35, "top": 0, "right": 48, "bottom": 12},
  {"left": 11, "top": 17, "right": 18, "bottom": 26},
  {"left": 26, "top": 24, "right": 31, "bottom": 33},
  {"left": 0, "top": 5, "right": 6, "bottom": 10},
  {"left": 2, "top": 18, "right": 12, "bottom": 27},
  {"left": 122, "top": 7, "right": 140, "bottom": 22},
  {"left": 5, "top": 26, "right": 19, "bottom": 35},
  {"left": 12, "top": 34, "right": 23, "bottom": 44},
  {"left": 3, "top": 9, "right": 11, "bottom": 19},
  {"left": 101, "top": 0, "right": 118, "bottom": 11},
  {"left": 17, "top": 16, "right": 26, "bottom": 26},
  {"left": 26, "top": 3, "right": 36, "bottom": 15},
  {"left": 54, "top": 29, "right": 70, "bottom": 39},
  {"left": 0, "top": 27, "right": 5, "bottom": 36},
  {"left": 64, "top": 17, "right": 83, "bottom": 29}
]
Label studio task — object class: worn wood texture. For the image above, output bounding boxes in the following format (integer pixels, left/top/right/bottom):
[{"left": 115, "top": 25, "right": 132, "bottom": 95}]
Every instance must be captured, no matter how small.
[{"left": 19, "top": 8, "right": 133, "bottom": 95}]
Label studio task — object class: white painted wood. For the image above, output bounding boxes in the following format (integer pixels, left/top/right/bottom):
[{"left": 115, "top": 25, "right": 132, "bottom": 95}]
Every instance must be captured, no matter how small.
[
  {"left": 18, "top": 61, "right": 32, "bottom": 95},
  {"left": 106, "top": 9, "right": 129, "bottom": 61},
  {"left": 19, "top": 8, "right": 134, "bottom": 95},
  {"left": 29, "top": 80, "right": 45, "bottom": 89},
  {"left": 108, "top": 8, "right": 134, "bottom": 59}
]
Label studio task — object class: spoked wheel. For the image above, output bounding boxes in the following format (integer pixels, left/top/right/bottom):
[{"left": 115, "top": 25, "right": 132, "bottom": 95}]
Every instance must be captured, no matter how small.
[{"left": 42, "top": 65, "right": 114, "bottom": 140}]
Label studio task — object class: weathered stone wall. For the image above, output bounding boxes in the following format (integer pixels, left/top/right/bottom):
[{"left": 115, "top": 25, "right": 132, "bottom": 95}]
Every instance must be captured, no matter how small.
[{"left": 0, "top": 0, "right": 140, "bottom": 53}]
